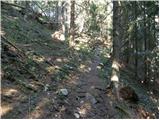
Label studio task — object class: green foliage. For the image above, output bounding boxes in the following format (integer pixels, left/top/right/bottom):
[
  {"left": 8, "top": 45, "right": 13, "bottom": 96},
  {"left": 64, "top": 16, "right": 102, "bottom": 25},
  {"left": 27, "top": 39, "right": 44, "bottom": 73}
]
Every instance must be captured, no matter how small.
[
  {"left": 96, "top": 47, "right": 112, "bottom": 85},
  {"left": 87, "top": 2, "right": 100, "bottom": 34},
  {"left": 1, "top": 4, "right": 52, "bottom": 44}
]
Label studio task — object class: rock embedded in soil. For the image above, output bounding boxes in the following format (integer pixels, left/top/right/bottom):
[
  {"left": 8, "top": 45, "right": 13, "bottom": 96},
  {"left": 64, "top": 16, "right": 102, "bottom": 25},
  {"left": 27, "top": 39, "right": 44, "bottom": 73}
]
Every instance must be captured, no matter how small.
[
  {"left": 85, "top": 92, "right": 97, "bottom": 105},
  {"left": 60, "top": 89, "right": 68, "bottom": 96},
  {"left": 74, "top": 112, "right": 80, "bottom": 118}
]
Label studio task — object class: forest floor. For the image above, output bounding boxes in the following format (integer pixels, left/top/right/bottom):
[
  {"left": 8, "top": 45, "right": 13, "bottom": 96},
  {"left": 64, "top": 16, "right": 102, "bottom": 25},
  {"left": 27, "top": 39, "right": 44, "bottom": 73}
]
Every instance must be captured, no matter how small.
[
  {"left": 1, "top": 4, "right": 159, "bottom": 119},
  {"left": 55, "top": 48, "right": 118, "bottom": 119}
]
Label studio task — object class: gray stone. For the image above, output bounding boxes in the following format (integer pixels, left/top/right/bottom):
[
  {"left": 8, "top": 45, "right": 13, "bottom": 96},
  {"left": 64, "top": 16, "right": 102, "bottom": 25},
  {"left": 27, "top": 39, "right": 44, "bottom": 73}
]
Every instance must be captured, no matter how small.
[
  {"left": 74, "top": 113, "right": 80, "bottom": 118},
  {"left": 60, "top": 89, "right": 68, "bottom": 96},
  {"left": 85, "top": 92, "right": 97, "bottom": 104}
]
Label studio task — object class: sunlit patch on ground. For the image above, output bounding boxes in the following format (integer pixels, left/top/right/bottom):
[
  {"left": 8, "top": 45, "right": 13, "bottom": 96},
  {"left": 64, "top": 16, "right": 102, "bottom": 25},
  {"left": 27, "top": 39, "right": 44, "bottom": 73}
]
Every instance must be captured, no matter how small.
[
  {"left": 32, "top": 55, "right": 45, "bottom": 62},
  {"left": 1, "top": 104, "right": 13, "bottom": 117},
  {"left": 74, "top": 46, "right": 80, "bottom": 51},
  {"left": 78, "top": 64, "right": 91, "bottom": 73},
  {"left": 97, "top": 65, "right": 102, "bottom": 69},
  {"left": 46, "top": 65, "right": 62, "bottom": 74},
  {"left": 28, "top": 97, "right": 50, "bottom": 119},
  {"left": 136, "top": 106, "right": 157, "bottom": 119},
  {"left": 73, "top": 36, "right": 91, "bottom": 51},
  {"left": 55, "top": 58, "right": 68, "bottom": 63},
  {"left": 56, "top": 58, "right": 63, "bottom": 62},
  {"left": 150, "top": 96, "right": 158, "bottom": 103},
  {"left": 79, "top": 64, "right": 86, "bottom": 70},
  {"left": 46, "top": 66, "right": 56, "bottom": 73},
  {"left": 2, "top": 88, "right": 19, "bottom": 97},
  {"left": 78, "top": 102, "right": 92, "bottom": 118},
  {"left": 104, "top": 53, "right": 111, "bottom": 58},
  {"left": 65, "top": 74, "right": 79, "bottom": 85}
]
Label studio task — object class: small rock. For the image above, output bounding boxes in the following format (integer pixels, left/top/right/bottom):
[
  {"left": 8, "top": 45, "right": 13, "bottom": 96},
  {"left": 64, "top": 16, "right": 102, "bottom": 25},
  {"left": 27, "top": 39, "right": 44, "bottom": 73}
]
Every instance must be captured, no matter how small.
[
  {"left": 60, "top": 89, "right": 68, "bottom": 96},
  {"left": 74, "top": 113, "right": 80, "bottom": 118},
  {"left": 85, "top": 93, "right": 97, "bottom": 104},
  {"left": 80, "top": 100, "right": 84, "bottom": 104},
  {"left": 55, "top": 114, "right": 58, "bottom": 117},
  {"left": 44, "top": 84, "right": 49, "bottom": 91},
  {"left": 44, "top": 43, "right": 48, "bottom": 45}
]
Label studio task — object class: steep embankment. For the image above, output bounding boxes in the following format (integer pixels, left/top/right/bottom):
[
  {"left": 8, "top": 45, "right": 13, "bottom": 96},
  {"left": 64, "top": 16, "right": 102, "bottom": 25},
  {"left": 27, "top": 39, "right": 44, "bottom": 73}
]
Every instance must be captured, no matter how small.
[{"left": 1, "top": 4, "right": 80, "bottom": 118}]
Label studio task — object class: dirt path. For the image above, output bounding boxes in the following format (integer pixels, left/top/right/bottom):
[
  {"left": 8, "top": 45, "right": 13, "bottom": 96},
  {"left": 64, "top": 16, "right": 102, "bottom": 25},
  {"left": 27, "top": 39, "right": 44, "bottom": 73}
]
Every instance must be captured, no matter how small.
[{"left": 59, "top": 49, "right": 118, "bottom": 119}]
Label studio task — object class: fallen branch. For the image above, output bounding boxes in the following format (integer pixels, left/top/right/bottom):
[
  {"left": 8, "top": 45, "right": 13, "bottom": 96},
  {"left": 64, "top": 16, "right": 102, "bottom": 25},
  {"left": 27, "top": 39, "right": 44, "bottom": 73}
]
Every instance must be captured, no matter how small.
[
  {"left": 115, "top": 105, "right": 131, "bottom": 118},
  {"left": 2, "top": 36, "right": 49, "bottom": 73},
  {"left": 12, "top": 78, "right": 38, "bottom": 92},
  {"left": 2, "top": 36, "right": 25, "bottom": 57},
  {"left": 1, "top": 1, "right": 25, "bottom": 9}
]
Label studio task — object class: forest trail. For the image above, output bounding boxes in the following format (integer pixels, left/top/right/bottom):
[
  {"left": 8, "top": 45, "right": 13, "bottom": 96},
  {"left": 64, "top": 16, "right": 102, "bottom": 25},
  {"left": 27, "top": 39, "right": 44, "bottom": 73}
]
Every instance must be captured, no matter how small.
[
  {"left": 62, "top": 48, "right": 117, "bottom": 118},
  {"left": 1, "top": 3, "right": 158, "bottom": 119}
]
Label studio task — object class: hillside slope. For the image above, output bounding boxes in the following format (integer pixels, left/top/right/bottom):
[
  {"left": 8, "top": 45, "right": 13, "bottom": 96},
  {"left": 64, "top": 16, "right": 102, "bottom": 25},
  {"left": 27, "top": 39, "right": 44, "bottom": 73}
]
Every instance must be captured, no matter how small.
[{"left": 1, "top": 4, "right": 81, "bottom": 118}]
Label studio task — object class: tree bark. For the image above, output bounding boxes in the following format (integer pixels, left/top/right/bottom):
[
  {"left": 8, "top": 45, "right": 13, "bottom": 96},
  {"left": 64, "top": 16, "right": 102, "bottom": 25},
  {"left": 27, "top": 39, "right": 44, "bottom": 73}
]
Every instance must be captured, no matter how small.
[
  {"left": 1, "top": 1, "right": 25, "bottom": 9},
  {"left": 110, "top": 1, "right": 122, "bottom": 100},
  {"left": 134, "top": 2, "right": 138, "bottom": 81},
  {"left": 70, "top": 0, "right": 75, "bottom": 44},
  {"left": 143, "top": 2, "right": 148, "bottom": 83}
]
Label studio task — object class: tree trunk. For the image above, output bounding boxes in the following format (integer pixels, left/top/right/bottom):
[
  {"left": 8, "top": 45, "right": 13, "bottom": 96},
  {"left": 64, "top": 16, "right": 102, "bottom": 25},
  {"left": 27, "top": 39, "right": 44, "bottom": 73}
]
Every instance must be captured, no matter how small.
[
  {"left": 110, "top": 1, "right": 122, "bottom": 100},
  {"left": 55, "top": 1, "right": 59, "bottom": 23},
  {"left": 134, "top": 2, "right": 138, "bottom": 81},
  {"left": 65, "top": 1, "right": 70, "bottom": 39},
  {"left": 55, "top": 1, "right": 61, "bottom": 30},
  {"left": 70, "top": 0, "right": 75, "bottom": 46},
  {"left": 143, "top": 2, "right": 148, "bottom": 83}
]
